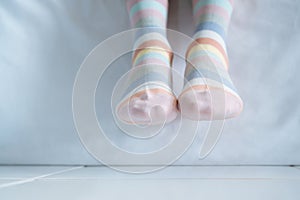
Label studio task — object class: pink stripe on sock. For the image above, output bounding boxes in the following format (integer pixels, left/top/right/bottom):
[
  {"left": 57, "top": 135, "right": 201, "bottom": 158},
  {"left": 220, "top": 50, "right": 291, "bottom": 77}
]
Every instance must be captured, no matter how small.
[
  {"left": 228, "top": 0, "right": 234, "bottom": 7},
  {"left": 126, "top": 0, "right": 136, "bottom": 13},
  {"left": 155, "top": 0, "right": 168, "bottom": 8},
  {"left": 131, "top": 9, "right": 166, "bottom": 26},
  {"left": 194, "top": 5, "right": 230, "bottom": 22},
  {"left": 192, "top": 0, "right": 198, "bottom": 5}
]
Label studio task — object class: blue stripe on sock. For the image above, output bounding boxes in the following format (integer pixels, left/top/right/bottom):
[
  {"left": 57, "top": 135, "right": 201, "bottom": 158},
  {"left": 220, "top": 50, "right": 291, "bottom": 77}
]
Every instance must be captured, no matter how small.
[
  {"left": 193, "top": 0, "right": 232, "bottom": 16},
  {"left": 185, "top": 68, "right": 237, "bottom": 92},
  {"left": 195, "top": 22, "right": 226, "bottom": 39},
  {"left": 122, "top": 71, "right": 170, "bottom": 99}
]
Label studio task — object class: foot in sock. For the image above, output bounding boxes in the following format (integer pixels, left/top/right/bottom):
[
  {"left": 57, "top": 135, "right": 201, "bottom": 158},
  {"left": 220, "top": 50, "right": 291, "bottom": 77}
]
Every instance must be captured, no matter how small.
[
  {"left": 178, "top": 0, "right": 243, "bottom": 120},
  {"left": 116, "top": 0, "right": 177, "bottom": 125}
]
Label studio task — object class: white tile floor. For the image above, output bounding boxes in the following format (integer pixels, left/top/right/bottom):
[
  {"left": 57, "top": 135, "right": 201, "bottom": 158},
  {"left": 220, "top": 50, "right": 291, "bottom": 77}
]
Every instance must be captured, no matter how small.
[
  {"left": 0, "top": 166, "right": 299, "bottom": 200},
  {"left": 0, "top": 166, "right": 75, "bottom": 179},
  {"left": 0, "top": 180, "right": 18, "bottom": 186}
]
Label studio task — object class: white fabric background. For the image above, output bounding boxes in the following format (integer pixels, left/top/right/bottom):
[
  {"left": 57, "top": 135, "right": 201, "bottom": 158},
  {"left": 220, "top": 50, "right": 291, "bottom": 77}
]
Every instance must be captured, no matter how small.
[{"left": 0, "top": 0, "right": 299, "bottom": 165}]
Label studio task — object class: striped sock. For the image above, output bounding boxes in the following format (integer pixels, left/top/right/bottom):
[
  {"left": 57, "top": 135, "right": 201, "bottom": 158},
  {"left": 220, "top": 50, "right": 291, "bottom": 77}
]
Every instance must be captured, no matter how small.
[
  {"left": 178, "top": 0, "right": 243, "bottom": 120},
  {"left": 116, "top": 0, "right": 177, "bottom": 125}
]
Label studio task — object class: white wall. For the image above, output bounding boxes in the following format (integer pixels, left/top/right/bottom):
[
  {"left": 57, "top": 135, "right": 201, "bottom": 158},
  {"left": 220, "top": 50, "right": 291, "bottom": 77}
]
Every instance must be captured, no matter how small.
[{"left": 0, "top": 0, "right": 299, "bottom": 165}]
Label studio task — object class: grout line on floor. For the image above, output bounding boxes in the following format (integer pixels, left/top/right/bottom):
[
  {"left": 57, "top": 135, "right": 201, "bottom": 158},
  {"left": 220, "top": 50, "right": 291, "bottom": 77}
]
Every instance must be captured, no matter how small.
[
  {"left": 0, "top": 164, "right": 299, "bottom": 167},
  {"left": 0, "top": 166, "right": 83, "bottom": 189},
  {"left": 0, "top": 164, "right": 84, "bottom": 167},
  {"left": 41, "top": 177, "right": 300, "bottom": 181}
]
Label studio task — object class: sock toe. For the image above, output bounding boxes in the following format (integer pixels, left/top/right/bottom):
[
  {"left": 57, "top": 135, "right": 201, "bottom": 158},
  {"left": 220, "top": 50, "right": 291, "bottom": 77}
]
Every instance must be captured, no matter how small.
[
  {"left": 178, "top": 86, "right": 243, "bottom": 120},
  {"left": 117, "top": 89, "right": 178, "bottom": 125}
]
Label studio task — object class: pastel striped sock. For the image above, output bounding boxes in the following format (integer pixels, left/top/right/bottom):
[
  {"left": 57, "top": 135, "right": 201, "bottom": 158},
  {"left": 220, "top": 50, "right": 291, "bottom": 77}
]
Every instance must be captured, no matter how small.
[
  {"left": 116, "top": 0, "right": 177, "bottom": 125},
  {"left": 178, "top": 0, "right": 243, "bottom": 120}
]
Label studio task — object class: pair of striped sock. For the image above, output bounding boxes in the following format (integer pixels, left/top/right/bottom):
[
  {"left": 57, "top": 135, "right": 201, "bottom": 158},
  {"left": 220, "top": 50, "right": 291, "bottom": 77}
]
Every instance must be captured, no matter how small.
[{"left": 116, "top": 0, "right": 243, "bottom": 125}]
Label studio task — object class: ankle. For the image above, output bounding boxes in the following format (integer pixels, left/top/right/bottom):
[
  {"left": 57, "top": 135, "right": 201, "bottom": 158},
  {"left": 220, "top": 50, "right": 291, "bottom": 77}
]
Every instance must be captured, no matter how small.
[{"left": 132, "top": 29, "right": 173, "bottom": 67}]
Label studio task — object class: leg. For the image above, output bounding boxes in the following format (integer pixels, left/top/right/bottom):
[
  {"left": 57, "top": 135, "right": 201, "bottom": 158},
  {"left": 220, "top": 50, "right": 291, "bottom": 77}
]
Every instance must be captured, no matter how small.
[
  {"left": 178, "top": 0, "right": 243, "bottom": 120},
  {"left": 116, "top": 0, "right": 177, "bottom": 125}
]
